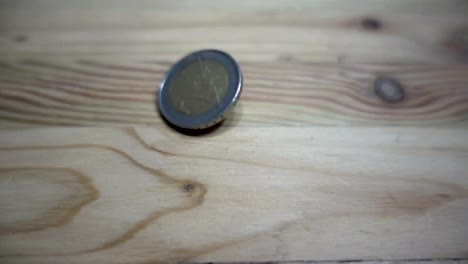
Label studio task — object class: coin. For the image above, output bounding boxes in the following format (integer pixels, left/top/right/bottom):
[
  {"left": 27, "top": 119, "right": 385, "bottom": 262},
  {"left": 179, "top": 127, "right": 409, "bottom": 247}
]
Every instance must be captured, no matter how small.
[{"left": 158, "top": 50, "right": 243, "bottom": 130}]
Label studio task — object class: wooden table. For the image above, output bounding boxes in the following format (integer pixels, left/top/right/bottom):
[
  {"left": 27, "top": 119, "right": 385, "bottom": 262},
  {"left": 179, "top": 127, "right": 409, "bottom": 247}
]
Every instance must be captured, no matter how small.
[{"left": 1, "top": 1, "right": 467, "bottom": 263}]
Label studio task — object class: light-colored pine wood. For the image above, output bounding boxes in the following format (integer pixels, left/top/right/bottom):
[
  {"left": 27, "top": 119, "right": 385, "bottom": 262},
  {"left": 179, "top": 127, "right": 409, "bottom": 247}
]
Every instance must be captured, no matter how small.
[
  {"left": 1, "top": 0, "right": 468, "bottom": 63},
  {"left": 1, "top": 1, "right": 468, "bottom": 263},
  {"left": 1, "top": 0, "right": 468, "bottom": 127},
  {"left": 1, "top": 60, "right": 468, "bottom": 127},
  {"left": 0, "top": 127, "right": 467, "bottom": 263}
]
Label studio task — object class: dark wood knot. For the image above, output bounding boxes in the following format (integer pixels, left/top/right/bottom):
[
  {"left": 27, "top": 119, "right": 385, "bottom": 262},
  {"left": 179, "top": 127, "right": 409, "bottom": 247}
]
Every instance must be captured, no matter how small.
[
  {"left": 361, "top": 18, "right": 382, "bottom": 31},
  {"left": 374, "top": 77, "right": 405, "bottom": 103}
]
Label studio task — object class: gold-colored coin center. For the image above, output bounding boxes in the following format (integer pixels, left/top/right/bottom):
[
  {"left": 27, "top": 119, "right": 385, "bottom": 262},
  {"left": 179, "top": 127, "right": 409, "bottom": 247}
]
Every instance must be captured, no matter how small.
[{"left": 169, "top": 59, "right": 229, "bottom": 115}]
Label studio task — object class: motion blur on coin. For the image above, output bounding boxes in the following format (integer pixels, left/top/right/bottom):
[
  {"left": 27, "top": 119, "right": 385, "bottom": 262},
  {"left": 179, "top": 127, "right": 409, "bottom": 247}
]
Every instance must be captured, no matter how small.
[{"left": 158, "top": 50, "right": 243, "bottom": 131}]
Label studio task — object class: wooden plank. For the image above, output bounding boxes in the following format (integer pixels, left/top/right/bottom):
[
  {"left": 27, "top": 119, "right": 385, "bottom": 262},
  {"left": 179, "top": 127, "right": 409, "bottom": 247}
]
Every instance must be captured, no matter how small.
[
  {"left": 1, "top": 0, "right": 468, "bottom": 127},
  {"left": 1, "top": 0, "right": 468, "bottom": 63},
  {"left": 0, "top": 127, "right": 467, "bottom": 263},
  {"left": 1, "top": 1, "right": 468, "bottom": 263},
  {"left": 0, "top": 60, "right": 467, "bottom": 127}
]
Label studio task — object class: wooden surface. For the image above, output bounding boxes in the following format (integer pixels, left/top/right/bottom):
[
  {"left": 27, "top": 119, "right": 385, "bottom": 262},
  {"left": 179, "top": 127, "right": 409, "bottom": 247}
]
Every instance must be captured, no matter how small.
[
  {"left": 1, "top": 0, "right": 468, "bottom": 127},
  {"left": 0, "top": 127, "right": 468, "bottom": 264},
  {"left": 1, "top": 0, "right": 468, "bottom": 263}
]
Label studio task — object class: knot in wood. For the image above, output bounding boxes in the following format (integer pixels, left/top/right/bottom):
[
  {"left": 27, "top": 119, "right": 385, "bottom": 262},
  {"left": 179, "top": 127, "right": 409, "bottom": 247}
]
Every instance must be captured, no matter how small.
[{"left": 374, "top": 77, "right": 405, "bottom": 103}]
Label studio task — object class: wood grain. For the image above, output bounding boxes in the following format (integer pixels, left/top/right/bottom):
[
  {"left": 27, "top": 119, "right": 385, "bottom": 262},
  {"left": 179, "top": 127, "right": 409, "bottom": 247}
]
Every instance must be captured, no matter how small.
[
  {"left": 1, "top": 0, "right": 468, "bottom": 127},
  {"left": 0, "top": 168, "right": 98, "bottom": 234},
  {"left": 0, "top": 127, "right": 467, "bottom": 263},
  {"left": 1, "top": 1, "right": 468, "bottom": 263},
  {"left": 1, "top": 0, "right": 468, "bottom": 63},
  {"left": 1, "top": 60, "right": 468, "bottom": 127}
]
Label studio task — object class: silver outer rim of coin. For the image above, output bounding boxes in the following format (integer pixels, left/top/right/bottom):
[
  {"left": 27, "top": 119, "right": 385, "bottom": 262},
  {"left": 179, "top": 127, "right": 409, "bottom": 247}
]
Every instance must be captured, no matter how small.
[{"left": 158, "top": 49, "right": 243, "bottom": 130}]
